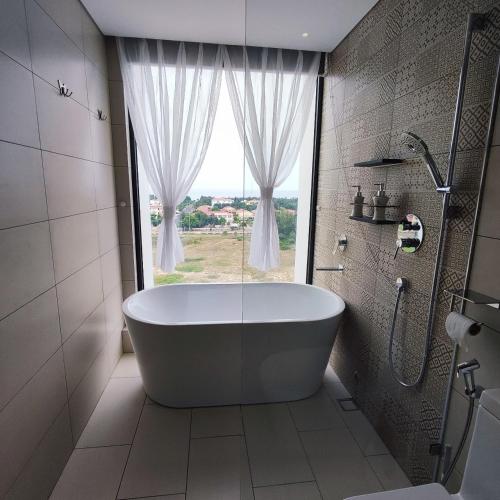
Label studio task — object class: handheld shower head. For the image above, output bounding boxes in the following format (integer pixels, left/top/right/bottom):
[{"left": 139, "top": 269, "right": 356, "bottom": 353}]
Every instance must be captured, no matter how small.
[{"left": 401, "top": 132, "right": 446, "bottom": 191}]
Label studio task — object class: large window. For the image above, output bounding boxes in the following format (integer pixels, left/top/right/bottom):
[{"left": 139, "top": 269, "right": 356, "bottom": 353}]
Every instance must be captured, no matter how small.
[{"left": 134, "top": 67, "right": 316, "bottom": 287}]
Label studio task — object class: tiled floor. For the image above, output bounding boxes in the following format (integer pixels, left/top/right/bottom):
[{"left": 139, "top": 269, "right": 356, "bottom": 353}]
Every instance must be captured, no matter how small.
[{"left": 50, "top": 354, "right": 411, "bottom": 499}]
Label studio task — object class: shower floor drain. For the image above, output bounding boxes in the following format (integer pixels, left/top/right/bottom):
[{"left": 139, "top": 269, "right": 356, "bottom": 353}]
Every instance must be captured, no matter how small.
[{"left": 337, "top": 398, "right": 358, "bottom": 411}]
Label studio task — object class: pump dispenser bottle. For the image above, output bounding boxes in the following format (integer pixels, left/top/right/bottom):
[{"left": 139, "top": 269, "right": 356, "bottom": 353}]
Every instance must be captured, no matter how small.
[
  {"left": 351, "top": 185, "right": 364, "bottom": 217},
  {"left": 372, "top": 183, "right": 389, "bottom": 221}
]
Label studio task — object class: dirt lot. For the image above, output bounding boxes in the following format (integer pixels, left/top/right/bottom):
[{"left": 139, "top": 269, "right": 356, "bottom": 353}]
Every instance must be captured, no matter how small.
[{"left": 152, "top": 230, "right": 295, "bottom": 285}]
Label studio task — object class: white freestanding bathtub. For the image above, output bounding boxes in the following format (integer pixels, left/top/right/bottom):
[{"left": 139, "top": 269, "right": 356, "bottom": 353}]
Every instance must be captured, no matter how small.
[{"left": 123, "top": 282, "right": 345, "bottom": 407}]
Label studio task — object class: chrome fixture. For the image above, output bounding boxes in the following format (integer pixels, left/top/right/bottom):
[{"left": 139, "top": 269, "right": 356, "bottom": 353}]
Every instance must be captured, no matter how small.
[
  {"left": 388, "top": 277, "right": 411, "bottom": 387},
  {"left": 57, "top": 79, "right": 72, "bottom": 97},
  {"left": 333, "top": 234, "right": 347, "bottom": 254},
  {"left": 393, "top": 12, "right": 486, "bottom": 396},
  {"left": 439, "top": 359, "right": 483, "bottom": 485},
  {"left": 433, "top": 24, "right": 496, "bottom": 482},
  {"left": 316, "top": 264, "right": 344, "bottom": 272},
  {"left": 457, "top": 359, "right": 483, "bottom": 399},
  {"left": 400, "top": 132, "right": 452, "bottom": 193},
  {"left": 394, "top": 214, "right": 424, "bottom": 259}
]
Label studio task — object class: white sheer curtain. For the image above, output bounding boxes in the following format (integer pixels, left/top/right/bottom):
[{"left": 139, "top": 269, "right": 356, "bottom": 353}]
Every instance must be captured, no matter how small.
[
  {"left": 223, "top": 46, "right": 320, "bottom": 271},
  {"left": 118, "top": 38, "right": 222, "bottom": 272}
]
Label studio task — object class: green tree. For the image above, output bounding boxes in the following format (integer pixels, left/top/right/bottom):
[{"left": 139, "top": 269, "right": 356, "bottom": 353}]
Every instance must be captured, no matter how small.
[
  {"left": 150, "top": 213, "right": 162, "bottom": 227},
  {"left": 276, "top": 209, "right": 297, "bottom": 250},
  {"left": 274, "top": 197, "right": 298, "bottom": 210},
  {"left": 194, "top": 195, "right": 213, "bottom": 208},
  {"left": 177, "top": 196, "right": 192, "bottom": 211}
]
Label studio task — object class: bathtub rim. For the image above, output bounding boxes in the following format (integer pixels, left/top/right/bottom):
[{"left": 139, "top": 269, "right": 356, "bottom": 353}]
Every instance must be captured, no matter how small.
[{"left": 122, "top": 281, "right": 345, "bottom": 327}]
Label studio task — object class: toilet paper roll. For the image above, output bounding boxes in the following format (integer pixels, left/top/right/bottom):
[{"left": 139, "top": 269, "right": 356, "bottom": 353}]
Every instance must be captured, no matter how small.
[{"left": 445, "top": 312, "right": 481, "bottom": 345}]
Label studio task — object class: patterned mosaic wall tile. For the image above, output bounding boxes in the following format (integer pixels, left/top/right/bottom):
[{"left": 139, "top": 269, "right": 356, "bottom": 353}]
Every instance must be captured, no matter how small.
[{"left": 314, "top": 0, "right": 500, "bottom": 485}]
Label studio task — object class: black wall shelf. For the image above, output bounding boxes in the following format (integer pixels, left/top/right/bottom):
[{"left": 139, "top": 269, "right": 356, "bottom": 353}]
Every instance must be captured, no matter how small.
[
  {"left": 353, "top": 159, "right": 405, "bottom": 168},
  {"left": 349, "top": 216, "right": 398, "bottom": 225}
]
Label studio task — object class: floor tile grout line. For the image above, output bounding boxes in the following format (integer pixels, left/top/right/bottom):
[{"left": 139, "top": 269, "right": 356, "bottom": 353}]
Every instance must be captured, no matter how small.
[
  {"left": 322, "top": 379, "right": 388, "bottom": 490},
  {"left": 252, "top": 479, "right": 323, "bottom": 490},
  {"left": 190, "top": 432, "right": 243, "bottom": 440},
  {"left": 115, "top": 393, "right": 147, "bottom": 500},
  {"left": 286, "top": 402, "right": 324, "bottom": 500},
  {"left": 184, "top": 409, "right": 193, "bottom": 496},
  {"left": 240, "top": 404, "right": 256, "bottom": 496}
]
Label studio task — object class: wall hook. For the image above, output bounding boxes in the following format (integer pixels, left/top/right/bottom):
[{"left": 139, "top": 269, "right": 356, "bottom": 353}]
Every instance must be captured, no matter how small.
[
  {"left": 57, "top": 79, "right": 72, "bottom": 97},
  {"left": 97, "top": 109, "right": 107, "bottom": 121}
]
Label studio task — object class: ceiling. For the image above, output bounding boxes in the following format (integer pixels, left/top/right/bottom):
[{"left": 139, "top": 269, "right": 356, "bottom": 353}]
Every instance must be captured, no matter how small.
[{"left": 81, "top": 0, "right": 378, "bottom": 52}]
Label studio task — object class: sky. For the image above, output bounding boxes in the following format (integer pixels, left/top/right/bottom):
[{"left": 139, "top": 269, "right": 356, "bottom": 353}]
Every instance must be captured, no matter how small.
[{"left": 181, "top": 80, "right": 300, "bottom": 199}]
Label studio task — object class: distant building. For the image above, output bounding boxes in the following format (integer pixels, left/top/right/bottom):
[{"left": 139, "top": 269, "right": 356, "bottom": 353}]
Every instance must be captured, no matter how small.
[
  {"left": 211, "top": 196, "right": 233, "bottom": 206},
  {"left": 212, "top": 210, "right": 232, "bottom": 223},
  {"left": 236, "top": 208, "right": 255, "bottom": 220},
  {"left": 196, "top": 205, "right": 213, "bottom": 216}
]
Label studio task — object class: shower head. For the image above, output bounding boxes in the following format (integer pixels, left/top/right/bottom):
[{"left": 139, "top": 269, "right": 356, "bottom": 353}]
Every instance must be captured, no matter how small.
[
  {"left": 401, "top": 132, "right": 445, "bottom": 191},
  {"left": 401, "top": 132, "right": 430, "bottom": 156}
]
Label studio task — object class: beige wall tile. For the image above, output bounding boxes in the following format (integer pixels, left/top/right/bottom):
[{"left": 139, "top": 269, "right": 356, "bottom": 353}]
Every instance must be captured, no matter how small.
[
  {"left": 0, "top": 349, "right": 67, "bottom": 497},
  {"left": 112, "top": 123, "right": 129, "bottom": 166},
  {"left": 43, "top": 151, "right": 96, "bottom": 219},
  {"left": 101, "top": 247, "right": 121, "bottom": 298},
  {"left": 90, "top": 113, "right": 114, "bottom": 165},
  {"left": 0, "top": 52, "right": 39, "bottom": 148},
  {"left": 105, "top": 36, "right": 122, "bottom": 82},
  {"left": 86, "top": 57, "right": 110, "bottom": 118},
  {"left": 0, "top": 142, "right": 47, "bottom": 229},
  {"left": 0, "top": 222, "right": 54, "bottom": 319},
  {"left": 117, "top": 205, "right": 133, "bottom": 245},
  {"left": 122, "top": 280, "right": 136, "bottom": 300},
  {"left": 57, "top": 259, "right": 103, "bottom": 342},
  {"left": 104, "top": 285, "right": 124, "bottom": 337},
  {"left": 26, "top": 0, "right": 87, "bottom": 107},
  {"left": 50, "top": 211, "right": 99, "bottom": 282},
  {"left": 69, "top": 338, "right": 116, "bottom": 441},
  {"left": 120, "top": 244, "right": 136, "bottom": 281},
  {"left": 34, "top": 75, "right": 92, "bottom": 160},
  {"left": 0, "top": 0, "right": 31, "bottom": 68},
  {"left": 64, "top": 303, "right": 107, "bottom": 395},
  {"left": 94, "top": 163, "right": 116, "bottom": 210},
  {"left": 4, "top": 405, "right": 73, "bottom": 500},
  {"left": 51, "top": 445, "right": 129, "bottom": 500},
  {"left": 109, "top": 80, "right": 125, "bottom": 125},
  {"left": 34, "top": 0, "right": 84, "bottom": 50},
  {"left": 82, "top": 11, "right": 107, "bottom": 77},
  {"left": 114, "top": 166, "right": 131, "bottom": 206},
  {"left": 0, "top": 289, "right": 61, "bottom": 411},
  {"left": 97, "top": 207, "right": 119, "bottom": 255}
]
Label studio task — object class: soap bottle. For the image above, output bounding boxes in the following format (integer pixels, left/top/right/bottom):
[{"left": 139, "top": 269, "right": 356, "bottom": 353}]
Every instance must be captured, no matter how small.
[
  {"left": 351, "top": 185, "right": 364, "bottom": 218},
  {"left": 372, "top": 183, "right": 389, "bottom": 221}
]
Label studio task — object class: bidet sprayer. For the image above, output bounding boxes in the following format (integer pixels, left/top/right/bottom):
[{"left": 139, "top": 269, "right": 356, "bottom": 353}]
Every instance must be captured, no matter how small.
[{"left": 457, "top": 359, "right": 483, "bottom": 399}]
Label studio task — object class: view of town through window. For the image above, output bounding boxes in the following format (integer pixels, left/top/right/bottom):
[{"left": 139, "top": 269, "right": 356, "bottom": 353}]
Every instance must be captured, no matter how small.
[{"left": 138, "top": 78, "right": 314, "bottom": 287}]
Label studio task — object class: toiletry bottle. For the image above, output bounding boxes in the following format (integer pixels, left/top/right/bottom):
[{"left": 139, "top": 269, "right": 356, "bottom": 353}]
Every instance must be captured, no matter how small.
[
  {"left": 351, "top": 185, "right": 364, "bottom": 218},
  {"left": 372, "top": 183, "right": 389, "bottom": 222}
]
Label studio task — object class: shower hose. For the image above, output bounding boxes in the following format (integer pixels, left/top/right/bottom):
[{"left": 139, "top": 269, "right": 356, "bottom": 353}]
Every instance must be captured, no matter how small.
[
  {"left": 388, "top": 279, "right": 424, "bottom": 388},
  {"left": 440, "top": 395, "right": 475, "bottom": 485},
  {"left": 390, "top": 282, "right": 476, "bottom": 484}
]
